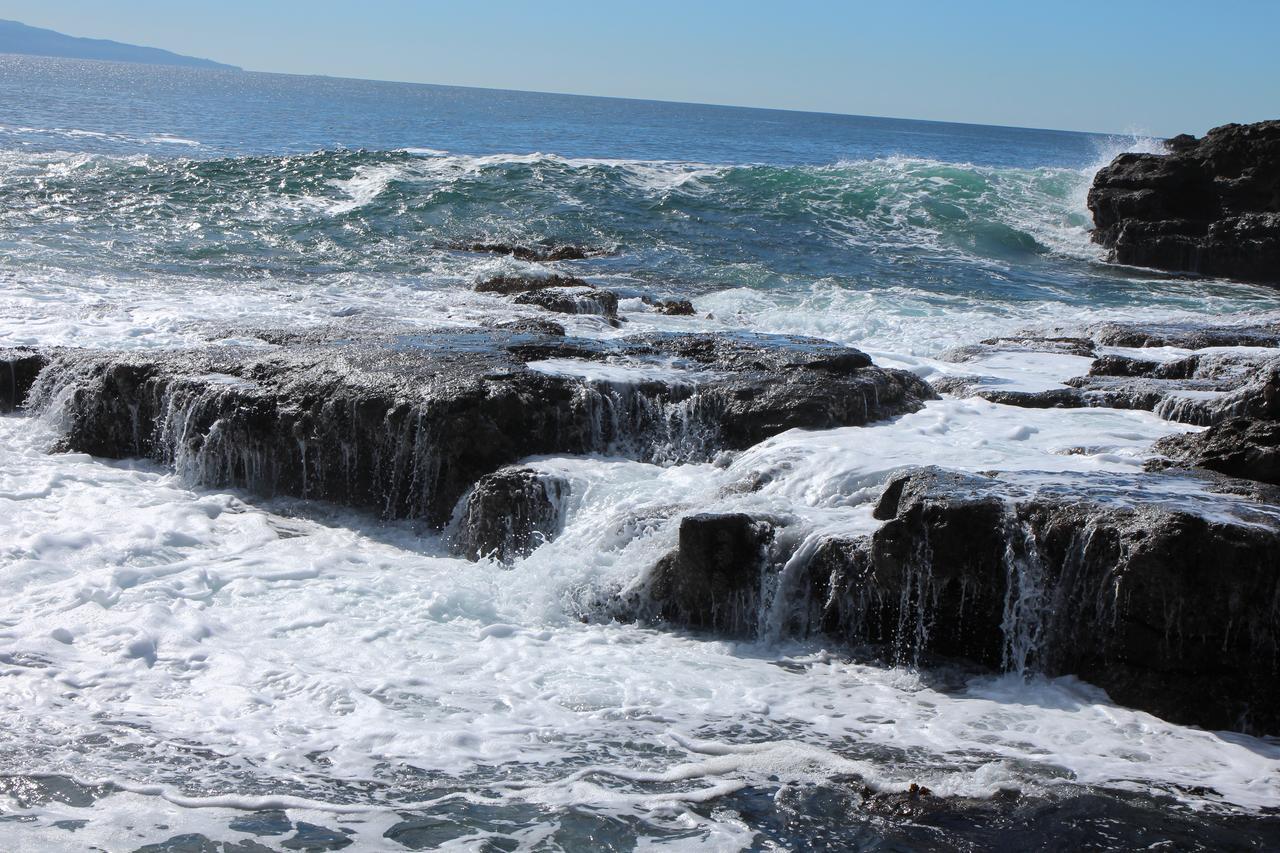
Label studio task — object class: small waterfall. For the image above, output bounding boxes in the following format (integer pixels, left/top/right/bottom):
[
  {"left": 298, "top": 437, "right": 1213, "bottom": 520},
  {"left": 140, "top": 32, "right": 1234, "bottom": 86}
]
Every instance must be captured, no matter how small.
[
  {"left": 573, "top": 377, "right": 717, "bottom": 463},
  {"left": 22, "top": 352, "right": 752, "bottom": 529},
  {"left": 999, "top": 517, "right": 1048, "bottom": 676},
  {"left": 890, "top": 533, "right": 938, "bottom": 666},
  {"left": 758, "top": 532, "right": 827, "bottom": 643}
]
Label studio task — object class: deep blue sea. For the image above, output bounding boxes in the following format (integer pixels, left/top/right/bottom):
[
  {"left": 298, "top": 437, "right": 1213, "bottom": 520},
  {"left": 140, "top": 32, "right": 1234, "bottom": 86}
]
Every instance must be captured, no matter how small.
[{"left": 1, "top": 54, "right": 1278, "bottom": 852}]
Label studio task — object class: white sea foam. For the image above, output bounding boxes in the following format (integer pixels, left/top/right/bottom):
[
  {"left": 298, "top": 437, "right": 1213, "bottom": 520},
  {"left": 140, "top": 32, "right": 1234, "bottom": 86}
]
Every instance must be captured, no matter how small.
[
  {"left": 1, "top": 406, "right": 1275, "bottom": 849},
  {"left": 527, "top": 357, "right": 709, "bottom": 384},
  {"left": 320, "top": 163, "right": 408, "bottom": 215}
]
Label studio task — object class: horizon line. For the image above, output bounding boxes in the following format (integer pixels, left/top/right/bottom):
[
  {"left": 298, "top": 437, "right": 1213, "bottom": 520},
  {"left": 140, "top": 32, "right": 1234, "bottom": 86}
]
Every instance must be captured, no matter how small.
[
  {"left": 1, "top": 43, "right": 1147, "bottom": 139},
  {"left": 236, "top": 63, "right": 1143, "bottom": 140}
]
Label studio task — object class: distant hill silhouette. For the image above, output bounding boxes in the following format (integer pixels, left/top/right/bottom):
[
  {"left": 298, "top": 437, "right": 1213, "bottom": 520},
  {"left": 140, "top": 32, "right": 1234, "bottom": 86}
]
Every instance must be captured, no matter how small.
[{"left": 0, "top": 19, "right": 239, "bottom": 70}]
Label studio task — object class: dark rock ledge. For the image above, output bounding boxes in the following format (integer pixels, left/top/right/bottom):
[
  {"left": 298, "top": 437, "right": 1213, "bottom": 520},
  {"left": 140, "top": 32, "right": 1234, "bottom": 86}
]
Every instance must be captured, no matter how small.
[
  {"left": 475, "top": 273, "right": 622, "bottom": 324},
  {"left": 632, "top": 466, "right": 1280, "bottom": 735},
  {"left": 623, "top": 318, "right": 1280, "bottom": 735},
  {"left": 1088, "top": 120, "right": 1280, "bottom": 284},
  {"left": 3, "top": 326, "right": 933, "bottom": 529}
]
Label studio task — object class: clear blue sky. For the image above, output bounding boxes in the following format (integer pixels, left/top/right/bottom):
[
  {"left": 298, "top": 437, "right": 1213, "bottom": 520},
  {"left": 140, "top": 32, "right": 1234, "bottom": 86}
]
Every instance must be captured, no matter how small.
[{"left": 2, "top": 0, "right": 1277, "bottom": 136}]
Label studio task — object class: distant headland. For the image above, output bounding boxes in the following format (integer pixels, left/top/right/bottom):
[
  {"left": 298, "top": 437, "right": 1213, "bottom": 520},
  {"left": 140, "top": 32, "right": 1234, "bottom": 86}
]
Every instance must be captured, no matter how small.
[{"left": 0, "top": 19, "right": 239, "bottom": 71}]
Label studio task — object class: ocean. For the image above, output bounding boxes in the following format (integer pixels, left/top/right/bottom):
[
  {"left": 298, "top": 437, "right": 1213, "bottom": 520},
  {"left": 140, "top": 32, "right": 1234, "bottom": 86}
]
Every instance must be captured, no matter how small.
[{"left": 1, "top": 54, "right": 1278, "bottom": 850}]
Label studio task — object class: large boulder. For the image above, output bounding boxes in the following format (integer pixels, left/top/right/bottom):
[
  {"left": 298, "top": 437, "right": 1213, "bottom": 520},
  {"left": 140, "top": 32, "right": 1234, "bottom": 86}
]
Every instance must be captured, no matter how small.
[
  {"left": 451, "top": 467, "right": 568, "bottom": 562},
  {"left": 644, "top": 513, "right": 779, "bottom": 634},
  {"left": 844, "top": 467, "right": 1280, "bottom": 733},
  {"left": 1088, "top": 120, "right": 1280, "bottom": 284}
]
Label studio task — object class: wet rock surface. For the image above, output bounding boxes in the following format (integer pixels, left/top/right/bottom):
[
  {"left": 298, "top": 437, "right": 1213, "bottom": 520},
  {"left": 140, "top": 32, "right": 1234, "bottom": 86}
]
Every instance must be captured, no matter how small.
[
  {"left": 452, "top": 466, "right": 568, "bottom": 562},
  {"left": 644, "top": 513, "right": 781, "bottom": 634},
  {"left": 475, "top": 272, "right": 626, "bottom": 324},
  {"left": 642, "top": 296, "right": 697, "bottom": 316},
  {"left": 1153, "top": 416, "right": 1280, "bottom": 485},
  {"left": 450, "top": 242, "right": 601, "bottom": 262},
  {"left": 512, "top": 285, "right": 620, "bottom": 321},
  {"left": 721, "top": 781, "right": 1280, "bottom": 852},
  {"left": 21, "top": 326, "right": 932, "bottom": 527},
  {"left": 1090, "top": 320, "right": 1280, "bottom": 350},
  {"left": 0, "top": 347, "right": 50, "bottom": 412},
  {"left": 472, "top": 272, "right": 595, "bottom": 295},
  {"left": 936, "top": 321, "right": 1280, "bottom": 426},
  {"left": 639, "top": 465, "right": 1280, "bottom": 733},
  {"left": 940, "top": 336, "right": 1097, "bottom": 363},
  {"left": 1088, "top": 120, "right": 1280, "bottom": 284}
]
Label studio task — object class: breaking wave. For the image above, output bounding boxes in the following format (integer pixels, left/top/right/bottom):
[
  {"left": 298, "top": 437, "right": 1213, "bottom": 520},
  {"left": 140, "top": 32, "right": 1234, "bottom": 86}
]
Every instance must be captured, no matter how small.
[{"left": 0, "top": 145, "right": 1128, "bottom": 281}]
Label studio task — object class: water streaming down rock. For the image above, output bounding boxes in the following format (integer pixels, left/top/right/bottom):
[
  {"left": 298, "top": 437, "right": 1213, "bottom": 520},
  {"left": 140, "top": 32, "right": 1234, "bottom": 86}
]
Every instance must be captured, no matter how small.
[
  {"left": 450, "top": 466, "right": 570, "bottom": 562},
  {"left": 0, "top": 347, "right": 49, "bottom": 412},
  {"left": 998, "top": 517, "right": 1050, "bottom": 676},
  {"left": 15, "top": 326, "right": 934, "bottom": 528},
  {"left": 636, "top": 466, "right": 1280, "bottom": 733}
]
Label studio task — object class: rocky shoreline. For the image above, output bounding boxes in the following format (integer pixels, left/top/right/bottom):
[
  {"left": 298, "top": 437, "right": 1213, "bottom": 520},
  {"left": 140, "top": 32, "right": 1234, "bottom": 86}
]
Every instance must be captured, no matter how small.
[{"left": 4, "top": 311, "right": 1279, "bottom": 736}]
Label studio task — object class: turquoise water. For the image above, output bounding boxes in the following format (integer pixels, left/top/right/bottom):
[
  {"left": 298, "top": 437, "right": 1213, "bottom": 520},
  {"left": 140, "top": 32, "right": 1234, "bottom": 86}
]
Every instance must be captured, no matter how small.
[{"left": 1, "top": 53, "right": 1274, "bottom": 350}]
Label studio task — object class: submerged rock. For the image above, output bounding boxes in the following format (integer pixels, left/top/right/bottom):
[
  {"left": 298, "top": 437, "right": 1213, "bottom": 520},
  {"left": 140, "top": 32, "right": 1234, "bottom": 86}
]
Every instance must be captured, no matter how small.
[
  {"left": 452, "top": 467, "right": 568, "bottom": 562},
  {"left": 1087, "top": 120, "right": 1280, "bottom": 284},
  {"left": 512, "top": 285, "right": 620, "bottom": 321},
  {"left": 21, "top": 326, "right": 933, "bottom": 527},
  {"left": 452, "top": 242, "right": 599, "bottom": 262}
]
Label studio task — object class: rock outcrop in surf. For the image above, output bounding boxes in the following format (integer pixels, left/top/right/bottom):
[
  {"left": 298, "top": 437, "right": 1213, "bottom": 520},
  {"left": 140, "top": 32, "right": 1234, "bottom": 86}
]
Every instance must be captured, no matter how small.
[
  {"left": 1088, "top": 120, "right": 1280, "bottom": 284},
  {"left": 452, "top": 466, "right": 568, "bottom": 562},
  {"left": 10, "top": 326, "right": 933, "bottom": 527},
  {"left": 935, "top": 322, "right": 1280, "bottom": 426},
  {"left": 627, "top": 318, "right": 1280, "bottom": 735},
  {"left": 638, "top": 466, "right": 1280, "bottom": 734},
  {"left": 9, "top": 315, "right": 1280, "bottom": 735}
]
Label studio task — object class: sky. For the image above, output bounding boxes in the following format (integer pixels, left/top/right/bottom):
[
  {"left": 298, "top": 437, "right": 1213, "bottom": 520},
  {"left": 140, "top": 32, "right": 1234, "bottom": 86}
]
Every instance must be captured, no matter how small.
[{"left": 1, "top": 0, "right": 1277, "bottom": 136}]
